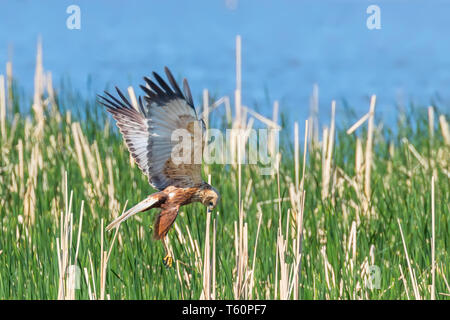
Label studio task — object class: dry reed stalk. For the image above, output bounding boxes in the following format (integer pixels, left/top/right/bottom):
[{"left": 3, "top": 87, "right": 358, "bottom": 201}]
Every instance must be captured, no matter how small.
[
  {"left": 268, "top": 101, "right": 280, "bottom": 157},
  {"left": 82, "top": 139, "right": 102, "bottom": 201},
  {"left": 437, "top": 263, "right": 450, "bottom": 294},
  {"left": 17, "top": 139, "right": 24, "bottom": 195},
  {"left": 242, "top": 106, "right": 281, "bottom": 130},
  {"left": 346, "top": 96, "right": 376, "bottom": 213},
  {"left": 272, "top": 100, "right": 279, "bottom": 127},
  {"left": 347, "top": 112, "right": 370, "bottom": 135},
  {"left": 7, "top": 113, "right": 19, "bottom": 146},
  {"left": 431, "top": 176, "right": 436, "bottom": 300},
  {"left": 275, "top": 153, "right": 282, "bottom": 230},
  {"left": 202, "top": 90, "right": 210, "bottom": 176},
  {"left": 106, "top": 156, "right": 120, "bottom": 216},
  {"left": 248, "top": 209, "right": 263, "bottom": 299},
  {"left": 32, "top": 38, "right": 45, "bottom": 139},
  {"left": 231, "top": 147, "right": 254, "bottom": 300},
  {"left": 65, "top": 110, "right": 71, "bottom": 126},
  {"left": 83, "top": 265, "right": 94, "bottom": 299},
  {"left": 6, "top": 61, "right": 13, "bottom": 114},
  {"left": 228, "top": 127, "right": 237, "bottom": 166},
  {"left": 364, "top": 95, "right": 376, "bottom": 201},
  {"left": 359, "top": 257, "right": 373, "bottom": 299},
  {"left": 174, "top": 261, "right": 185, "bottom": 299},
  {"left": 224, "top": 97, "right": 232, "bottom": 125},
  {"left": 274, "top": 231, "right": 279, "bottom": 299},
  {"left": 74, "top": 122, "right": 100, "bottom": 190},
  {"left": 92, "top": 141, "right": 104, "bottom": 203},
  {"left": 84, "top": 250, "right": 97, "bottom": 300},
  {"left": 203, "top": 89, "right": 209, "bottom": 129},
  {"left": 201, "top": 175, "right": 213, "bottom": 300},
  {"left": 238, "top": 135, "right": 242, "bottom": 212},
  {"left": 300, "top": 120, "right": 309, "bottom": 193},
  {"left": 227, "top": 35, "right": 280, "bottom": 168},
  {"left": 212, "top": 214, "right": 217, "bottom": 300},
  {"left": 229, "top": 36, "right": 252, "bottom": 168},
  {"left": 320, "top": 245, "right": 336, "bottom": 296},
  {"left": 403, "top": 138, "right": 428, "bottom": 170},
  {"left": 46, "top": 72, "right": 60, "bottom": 120},
  {"left": 327, "top": 101, "right": 336, "bottom": 168},
  {"left": 235, "top": 35, "right": 242, "bottom": 122},
  {"left": 291, "top": 120, "right": 308, "bottom": 299},
  {"left": 56, "top": 173, "right": 85, "bottom": 300},
  {"left": 184, "top": 223, "right": 203, "bottom": 272},
  {"left": 344, "top": 221, "right": 357, "bottom": 274},
  {"left": 100, "top": 219, "right": 107, "bottom": 300},
  {"left": 202, "top": 95, "right": 233, "bottom": 146},
  {"left": 369, "top": 244, "right": 375, "bottom": 266},
  {"left": 72, "top": 122, "right": 87, "bottom": 179},
  {"left": 233, "top": 221, "right": 250, "bottom": 299},
  {"left": 200, "top": 95, "right": 231, "bottom": 121},
  {"left": 200, "top": 208, "right": 211, "bottom": 299},
  {"left": 439, "top": 115, "right": 449, "bottom": 145},
  {"left": 355, "top": 138, "right": 364, "bottom": 189},
  {"left": 23, "top": 144, "right": 40, "bottom": 225},
  {"left": 274, "top": 147, "right": 307, "bottom": 300},
  {"left": 397, "top": 219, "right": 421, "bottom": 299},
  {"left": 99, "top": 218, "right": 120, "bottom": 300},
  {"left": 276, "top": 229, "right": 289, "bottom": 299},
  {"left": 92, "top": 142, "right": 104, "bottom": 182},
  {"left": 74, "top": 201, "right": 85, "bottom": 267},
  {"left": 399, "top": 264, "right": 411, "bottom": 299},
  {"left": 428, "top": 106, "right": 434, "bottom": 138},
  {"left": 283, "top": 211, "right": 303, "bottom": 300},
  {"left": 242, "top": 179, "right": 253, "bottom": 212},
  {"left": 233, "top": 137, "right": 250, "bottom": 299},
  {"left": 321, "top": 101, "right": 335, "bottom": 199}
]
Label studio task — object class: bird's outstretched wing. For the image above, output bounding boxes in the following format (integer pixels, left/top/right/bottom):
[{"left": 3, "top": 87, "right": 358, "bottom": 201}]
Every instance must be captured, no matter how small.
[
  {"left": 153, "top": 204, "right": 180, "bottom": 240},
  {"left": 98, "top": 67, "right": 204, "bottom": 191}
]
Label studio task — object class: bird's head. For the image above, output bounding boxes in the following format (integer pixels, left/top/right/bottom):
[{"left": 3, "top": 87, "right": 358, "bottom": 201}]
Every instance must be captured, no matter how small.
[{"left": 199, "top": 184, "right": 220, "bottom": 211}]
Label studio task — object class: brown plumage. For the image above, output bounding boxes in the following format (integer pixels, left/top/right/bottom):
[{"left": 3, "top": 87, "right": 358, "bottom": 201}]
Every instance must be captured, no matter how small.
[{"left": 98, "top": 67, "right": 220, "bottom": 266}]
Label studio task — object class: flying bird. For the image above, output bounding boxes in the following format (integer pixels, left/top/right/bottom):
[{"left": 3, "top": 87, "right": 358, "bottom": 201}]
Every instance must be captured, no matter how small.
[{"left": 98, "top": 67, "right": 220, "bottom": 267}]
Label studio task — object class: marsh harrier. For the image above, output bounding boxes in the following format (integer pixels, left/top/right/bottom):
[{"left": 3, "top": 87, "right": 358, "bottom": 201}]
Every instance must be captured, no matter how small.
[{"left": 98, "top": 67, "right": 220, "bottom": 267}]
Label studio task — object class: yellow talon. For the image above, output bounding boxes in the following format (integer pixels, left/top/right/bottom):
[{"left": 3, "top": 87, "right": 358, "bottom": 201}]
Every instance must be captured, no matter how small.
[{"left": 163, "top": 254, "right": 173, "bottom": 268}]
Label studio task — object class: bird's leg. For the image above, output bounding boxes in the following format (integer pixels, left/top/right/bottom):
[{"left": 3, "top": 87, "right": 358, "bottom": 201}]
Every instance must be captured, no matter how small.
[{"left": 162, "top": 236, "right": 173, "bottom": 268}]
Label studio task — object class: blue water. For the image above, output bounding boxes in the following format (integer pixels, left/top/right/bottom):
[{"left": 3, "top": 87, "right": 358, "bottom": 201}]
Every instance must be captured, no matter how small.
[{"left": 1, "top": 0, "right": 449, "bottom": 125}]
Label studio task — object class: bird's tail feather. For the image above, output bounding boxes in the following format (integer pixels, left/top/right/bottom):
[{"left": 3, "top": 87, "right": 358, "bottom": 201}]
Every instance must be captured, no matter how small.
[{"left": 106, "top": 196, "right": 160, "bottom": 231}]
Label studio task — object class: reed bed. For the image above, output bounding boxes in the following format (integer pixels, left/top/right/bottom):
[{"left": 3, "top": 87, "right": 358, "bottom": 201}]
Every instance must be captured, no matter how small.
[{"left": 0, "top": 37, "right": 449, "bottom": 299}]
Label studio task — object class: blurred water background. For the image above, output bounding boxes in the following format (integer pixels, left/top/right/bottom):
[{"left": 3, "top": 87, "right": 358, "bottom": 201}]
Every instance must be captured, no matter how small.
[{"left": 1, "top": 0, "right": 449, "bottom": 126}]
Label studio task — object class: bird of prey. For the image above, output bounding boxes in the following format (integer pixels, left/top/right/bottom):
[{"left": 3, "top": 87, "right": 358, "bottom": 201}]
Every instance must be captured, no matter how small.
[{"left": 98, "top": 67, "right": 220, "bottom": 267}]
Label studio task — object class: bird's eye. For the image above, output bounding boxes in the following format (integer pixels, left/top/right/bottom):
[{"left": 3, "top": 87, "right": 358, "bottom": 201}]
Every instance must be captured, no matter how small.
[{"left": 209, "top": 201, "right": 214, "bottom": 207}]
